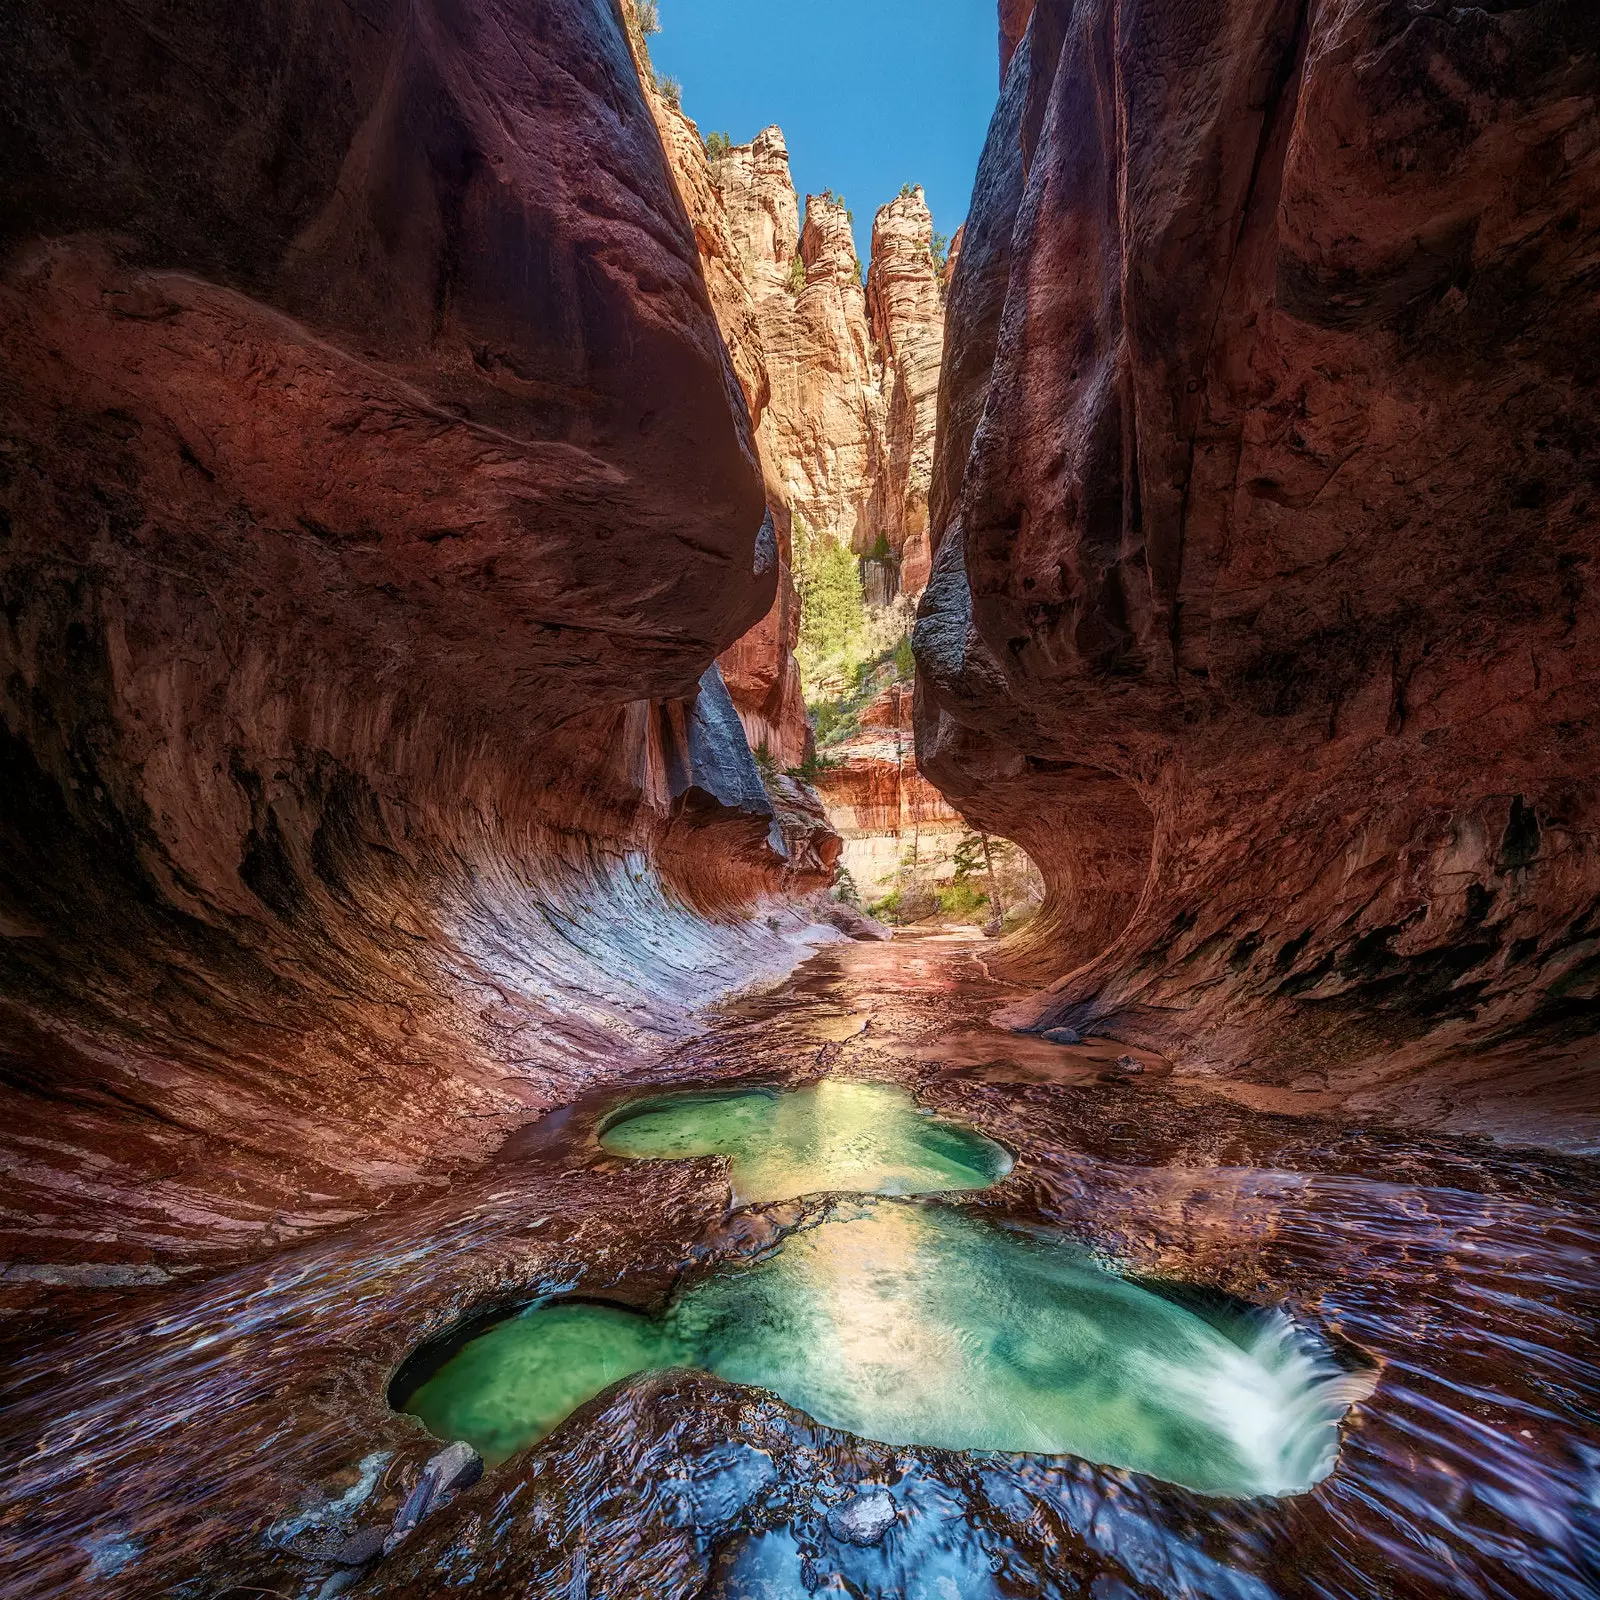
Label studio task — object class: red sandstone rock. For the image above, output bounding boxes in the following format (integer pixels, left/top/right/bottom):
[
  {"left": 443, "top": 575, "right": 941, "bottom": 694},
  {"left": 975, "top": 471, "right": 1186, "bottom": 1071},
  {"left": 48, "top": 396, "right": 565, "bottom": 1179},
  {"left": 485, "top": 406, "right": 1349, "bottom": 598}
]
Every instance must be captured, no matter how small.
[
  {"left": 917, "top": 0, "right": 1600, "bottom": 1144},
  {"left": 815, "top": 682, "right": 964, "bottom": 905},
  {"left": 0, "top": 0, "right": 837, "bottom": 1325},
  {"left": 701, "top": 127, "right": 949, "bottom": 605},
  {"left": 998, "top": 0, "right": 1036, "bottom": 81},
  {"left": 630, "top": 82, "right": 812, "bottom": 767}
]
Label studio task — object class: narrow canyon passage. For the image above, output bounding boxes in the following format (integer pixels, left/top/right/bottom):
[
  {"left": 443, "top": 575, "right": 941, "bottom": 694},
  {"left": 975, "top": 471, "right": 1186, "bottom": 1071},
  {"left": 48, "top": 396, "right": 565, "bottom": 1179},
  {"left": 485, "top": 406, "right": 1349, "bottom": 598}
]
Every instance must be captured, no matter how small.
[
  {"left": 3, "top": 936, "right": 1597, "bottom": 1600},
  {"left": 1, "top": 0, "right": 1597, "bottom": 1596}
]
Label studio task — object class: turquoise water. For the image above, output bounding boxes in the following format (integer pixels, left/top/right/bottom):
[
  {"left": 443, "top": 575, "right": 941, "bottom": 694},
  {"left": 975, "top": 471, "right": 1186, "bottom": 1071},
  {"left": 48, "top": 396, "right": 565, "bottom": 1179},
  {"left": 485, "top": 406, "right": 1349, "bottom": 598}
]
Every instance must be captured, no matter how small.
[
  {"left": 400, "top": 1200, "right": 1363, "bottom": 1495},
  {"left": 597, "top": 1079, "right": 1012, "bottom": 1203}
]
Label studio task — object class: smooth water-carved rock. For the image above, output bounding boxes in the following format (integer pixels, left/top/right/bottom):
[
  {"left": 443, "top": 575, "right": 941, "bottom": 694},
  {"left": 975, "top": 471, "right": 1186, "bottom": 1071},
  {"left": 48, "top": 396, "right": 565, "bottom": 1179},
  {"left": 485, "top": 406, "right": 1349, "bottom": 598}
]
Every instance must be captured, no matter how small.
[
  {"left": 0, "top": 0, "right": 839, "bottom": 1325},
  {"left": 917, "top": 0, "right": 1600, "bottom": 1142}
]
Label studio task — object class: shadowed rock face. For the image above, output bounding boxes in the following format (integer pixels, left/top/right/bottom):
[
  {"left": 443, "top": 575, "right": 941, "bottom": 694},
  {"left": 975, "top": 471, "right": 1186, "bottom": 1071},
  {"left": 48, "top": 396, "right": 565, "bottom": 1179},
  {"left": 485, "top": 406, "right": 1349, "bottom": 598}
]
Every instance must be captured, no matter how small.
[
  {"left": 918, "top": 0, "right": 1600, "bottom": 1144},
  {"left": 0, "top": 0, "right": 839, "bottom": 1325}
]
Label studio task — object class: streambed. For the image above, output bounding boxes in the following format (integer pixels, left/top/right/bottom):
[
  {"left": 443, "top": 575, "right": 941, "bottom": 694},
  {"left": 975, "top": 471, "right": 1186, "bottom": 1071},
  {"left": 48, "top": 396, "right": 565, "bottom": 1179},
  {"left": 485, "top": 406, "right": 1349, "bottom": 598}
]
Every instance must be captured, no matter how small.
[
  {"left": 401, "top": 1082, "right": 1362, "bottom": 1496},
  {"left": 2, "top": 937, "right": 1596, "bottom": 1600}
]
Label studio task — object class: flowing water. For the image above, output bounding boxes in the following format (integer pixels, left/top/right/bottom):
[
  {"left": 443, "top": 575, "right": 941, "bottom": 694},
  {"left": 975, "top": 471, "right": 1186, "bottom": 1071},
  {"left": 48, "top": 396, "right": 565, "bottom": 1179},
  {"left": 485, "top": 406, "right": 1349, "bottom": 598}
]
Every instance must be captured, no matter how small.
[
  {"left": 2, "top": 935, "right": 1597, "bottom": 1600},
  {"left": 401, "top": 1196, "right": 1366, "bottom": 1495}
]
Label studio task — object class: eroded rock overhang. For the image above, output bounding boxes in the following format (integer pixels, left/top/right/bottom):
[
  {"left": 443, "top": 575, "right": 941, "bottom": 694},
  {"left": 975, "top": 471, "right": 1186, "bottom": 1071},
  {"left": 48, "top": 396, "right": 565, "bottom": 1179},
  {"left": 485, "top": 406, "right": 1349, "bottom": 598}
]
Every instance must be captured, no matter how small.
[
  {"left": 916, "top": 0, "right": 1600, "bottom": 1144},
  {"left": 0, "top": 0, "right": 839, "bottom": 1325}
]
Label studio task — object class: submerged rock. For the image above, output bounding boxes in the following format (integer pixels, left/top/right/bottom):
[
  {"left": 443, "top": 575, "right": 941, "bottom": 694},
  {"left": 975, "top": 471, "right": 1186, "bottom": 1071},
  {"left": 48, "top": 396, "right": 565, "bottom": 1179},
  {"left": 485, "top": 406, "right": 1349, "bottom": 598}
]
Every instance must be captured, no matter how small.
[
  {"left": 827, "top": 1488, "right": 898, "bottom": 1547},
  {"left": 383, "top": 1443, "right": 483, "bottom": 1553},
  {"left": 315, "top": 1527, "right": 386, "bottom": 1568}
]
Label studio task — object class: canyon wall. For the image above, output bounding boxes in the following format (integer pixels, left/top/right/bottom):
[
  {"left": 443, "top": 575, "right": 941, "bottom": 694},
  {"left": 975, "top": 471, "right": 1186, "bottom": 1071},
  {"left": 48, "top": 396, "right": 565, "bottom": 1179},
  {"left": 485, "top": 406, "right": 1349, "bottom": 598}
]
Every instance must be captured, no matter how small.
[
  {"left": 866, "top": 193, "right": 946, "bottom": 596},
  {"left": 0, "top": 0, "right": 840, "bottom": 1332},
  {"left": 812, "top": 679, "right": 965, "bottom": 905},
  {"left": 918, "top": 0, "right": 1600, "bottom": 1144},
  {"left": 648, "top": 106, "right": 948, "bottom": 611}
]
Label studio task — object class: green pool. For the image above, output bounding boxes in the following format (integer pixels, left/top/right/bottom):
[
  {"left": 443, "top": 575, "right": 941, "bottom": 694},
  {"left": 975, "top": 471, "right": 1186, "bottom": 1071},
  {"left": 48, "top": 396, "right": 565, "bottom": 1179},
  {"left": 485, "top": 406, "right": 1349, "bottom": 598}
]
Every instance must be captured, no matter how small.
[
  {"left": 596, "top": 1079, "right": 1012, "bottom": 1203},
  {"left": 399, "top": 1199, "right": 1361, "bottom": 1496}
]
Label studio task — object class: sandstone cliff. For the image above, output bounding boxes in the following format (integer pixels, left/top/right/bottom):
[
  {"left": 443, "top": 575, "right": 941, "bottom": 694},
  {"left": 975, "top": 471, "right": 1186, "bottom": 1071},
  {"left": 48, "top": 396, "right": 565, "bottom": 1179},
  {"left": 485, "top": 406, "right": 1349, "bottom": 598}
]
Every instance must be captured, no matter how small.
[
  {"left": 634, "top": 80, "right": 951, "bottom": 778},
  {"left": 866, "top": 189, "right": 946, "bottom": 596},
  {"left": 631, "top": 76, "right": 810, "bottom": 766},
  {"left": 0, "top": 0, "right": 838, "bottom": 1328},
  {"left": 813, "top": 680, "right": 965, "bottom": 905},
  {"left": 917, "top": 0, "right": 1600, "bottom": 1145},
  {"left": 659, "top": 114, "right": 949, "bottom": 607}
]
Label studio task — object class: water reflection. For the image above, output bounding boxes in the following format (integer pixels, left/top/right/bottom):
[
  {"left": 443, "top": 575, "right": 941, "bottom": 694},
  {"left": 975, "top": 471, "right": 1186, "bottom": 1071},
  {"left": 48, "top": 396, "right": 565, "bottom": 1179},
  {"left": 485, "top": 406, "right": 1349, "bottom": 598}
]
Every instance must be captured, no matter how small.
[
  {"left": 598, "top": 1079, "right": 1012, "bottom": 1202},
  {"left": 4, "top": 939, "right": 1597, "bottom": 1600},
  {"left": 400, "top": 1200, "right": 1364, "bottom": 1496}
]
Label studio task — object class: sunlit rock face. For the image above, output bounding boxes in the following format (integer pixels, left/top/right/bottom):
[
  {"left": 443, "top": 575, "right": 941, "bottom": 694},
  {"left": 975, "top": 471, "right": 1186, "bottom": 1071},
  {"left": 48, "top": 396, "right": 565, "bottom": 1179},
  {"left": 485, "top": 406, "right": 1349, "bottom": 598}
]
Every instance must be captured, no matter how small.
[
  {"left": 814, "top": 682, "right": 965, "bottom": 905},
  {"left": 866, "top": 189, "right": 946, "bottom": 596},
  {"left": 632, "top": 69, "right": 809, "bottom": 769},
  {"left": 635, "top": 82, "right": 952, "bottom": 769},
  {"left": 660, "top": 117, "right": 947, "bottom": 608},
  {"left": 918, "top": 0, "right": 1600, "bottom": 1142},
  {"left": 0, "top": 0, "right": 840, "bottom": 1327}
]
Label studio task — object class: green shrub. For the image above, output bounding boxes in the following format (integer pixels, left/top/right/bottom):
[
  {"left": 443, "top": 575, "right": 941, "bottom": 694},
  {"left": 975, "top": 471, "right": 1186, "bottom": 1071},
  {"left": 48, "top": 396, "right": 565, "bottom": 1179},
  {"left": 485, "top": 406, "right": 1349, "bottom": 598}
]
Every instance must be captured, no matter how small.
[
  {"left": 703, "top": 130, "right": 732, "bottom": 159},
  {"left": 785, "top": 749, "right": 844, "bottom": 783},
  {"left": 952, "top": 829, "right": 987, "bottom": 883},
  {"left": 893, "top": 634, "right": 915, "bottom": 680},
  {"left": 787, "top": 254, "right": 807, "bottom": 295},
  {"left": 793, "top": 518, "right": 866, "bottom": 701},
  {"left": 930, "top": 231, "right": 950, "bottom": 274},
  {"left": 657, "top": 74, "right": 683, "bottom": 108},
  {"left": 630, "top": 0, "right": 661, "bottom": 34},
  {"left": 811, "top": 699, "right": 858, "bottom": 747},
  {"left": 899, "top": 182, "right": 916, "bottom": 199},
  {"left": 752, "top": 743, "right": 778, "bottom": 781},
  {"left": 936, "top": 881, "right": 990, "bottom": 917}
]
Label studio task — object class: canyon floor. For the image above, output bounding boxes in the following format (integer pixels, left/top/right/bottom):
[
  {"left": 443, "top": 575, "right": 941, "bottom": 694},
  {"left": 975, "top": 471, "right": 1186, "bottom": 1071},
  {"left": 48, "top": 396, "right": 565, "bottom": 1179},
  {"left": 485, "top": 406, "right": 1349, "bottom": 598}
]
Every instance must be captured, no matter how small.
[{"left": 4, "top": 933, "right": 1595, "bottom": 1600}]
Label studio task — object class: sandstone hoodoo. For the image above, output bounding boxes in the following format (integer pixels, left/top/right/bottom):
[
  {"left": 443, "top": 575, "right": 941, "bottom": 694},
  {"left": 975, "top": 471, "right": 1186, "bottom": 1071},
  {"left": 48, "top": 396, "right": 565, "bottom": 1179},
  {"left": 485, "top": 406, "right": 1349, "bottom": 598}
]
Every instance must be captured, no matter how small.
[{"left": 2, "top": 4, "right": 1598, "bottom": 1600}]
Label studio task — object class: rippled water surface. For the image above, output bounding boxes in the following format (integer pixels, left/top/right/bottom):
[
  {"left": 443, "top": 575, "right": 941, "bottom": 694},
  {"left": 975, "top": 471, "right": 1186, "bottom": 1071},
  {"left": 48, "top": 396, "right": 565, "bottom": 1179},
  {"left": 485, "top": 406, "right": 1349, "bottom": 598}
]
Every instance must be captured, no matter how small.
[
  {"left": 597, "top": 1078, "right": 1012, "bottom": 1201},
  {"left": 2, "top": 936, "right": 1597, "bottom": 1600},
  {"left": 405, "top": 1198, "right": 1366, "bottom": 1494}
]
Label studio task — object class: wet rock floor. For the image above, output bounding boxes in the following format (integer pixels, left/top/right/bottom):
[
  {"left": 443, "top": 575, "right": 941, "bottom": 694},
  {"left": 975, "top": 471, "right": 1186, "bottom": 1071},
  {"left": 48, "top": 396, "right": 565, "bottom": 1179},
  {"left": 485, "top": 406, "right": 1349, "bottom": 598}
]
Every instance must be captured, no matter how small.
[{"left": 2, "top": 934, "right": 1597, "bottom": 1599}]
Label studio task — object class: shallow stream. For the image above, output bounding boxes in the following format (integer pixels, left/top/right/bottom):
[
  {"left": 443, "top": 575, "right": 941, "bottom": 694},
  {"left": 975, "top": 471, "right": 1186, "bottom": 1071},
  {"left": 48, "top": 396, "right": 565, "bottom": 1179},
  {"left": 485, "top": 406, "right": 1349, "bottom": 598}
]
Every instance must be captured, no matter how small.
[{"left": 2, "top": 936, "right": 1597, "bottom": 1600}]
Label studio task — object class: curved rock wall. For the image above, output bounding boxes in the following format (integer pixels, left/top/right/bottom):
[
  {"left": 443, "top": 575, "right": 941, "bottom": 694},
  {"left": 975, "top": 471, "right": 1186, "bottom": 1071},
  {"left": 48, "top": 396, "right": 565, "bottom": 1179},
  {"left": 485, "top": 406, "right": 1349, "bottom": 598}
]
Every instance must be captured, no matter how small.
[
  {"left": 0, "top": 0, "right": 838, "bottom": 1327},
  {"left": 918, "top": 0, "right": 1600, "bottom": 1143}
]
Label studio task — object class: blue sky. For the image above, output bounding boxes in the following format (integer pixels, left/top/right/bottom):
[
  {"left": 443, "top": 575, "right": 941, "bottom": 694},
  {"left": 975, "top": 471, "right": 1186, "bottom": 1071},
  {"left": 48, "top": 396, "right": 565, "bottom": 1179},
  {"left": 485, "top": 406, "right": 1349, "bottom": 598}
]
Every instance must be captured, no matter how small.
[{"left": 648, "top": 0, "right": 998, "bottom": 263}]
